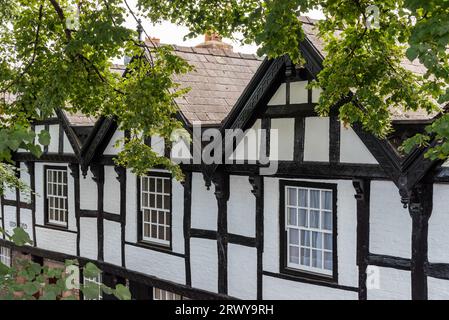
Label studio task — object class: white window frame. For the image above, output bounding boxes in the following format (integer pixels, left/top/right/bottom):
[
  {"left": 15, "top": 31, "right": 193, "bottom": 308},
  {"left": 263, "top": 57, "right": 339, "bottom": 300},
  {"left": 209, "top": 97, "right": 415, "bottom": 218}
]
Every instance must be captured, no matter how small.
[
  {"left": 46, "top": 168, "right": 68, "bottom": 227},
  {"left": 84, "top": 273, "right": 102, "bottom": 300},
  {"left": 285, "top": 185, "right": 334, "bottom": 276},
  {"left": 140, "top": 175, "right": 171, "bottom": 246},
  {"left": 0, "top": 246, "right": 11, "bottom": 267},
  {"left": 153, "top": 287, "right": 182, "bottom": 300}
]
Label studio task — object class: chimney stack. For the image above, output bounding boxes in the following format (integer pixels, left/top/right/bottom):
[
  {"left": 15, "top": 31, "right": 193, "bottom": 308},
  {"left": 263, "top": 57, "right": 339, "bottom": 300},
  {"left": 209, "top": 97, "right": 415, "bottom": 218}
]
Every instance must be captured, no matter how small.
[{"left": 196, "top": 32, "right": 233, "bottom": 51}]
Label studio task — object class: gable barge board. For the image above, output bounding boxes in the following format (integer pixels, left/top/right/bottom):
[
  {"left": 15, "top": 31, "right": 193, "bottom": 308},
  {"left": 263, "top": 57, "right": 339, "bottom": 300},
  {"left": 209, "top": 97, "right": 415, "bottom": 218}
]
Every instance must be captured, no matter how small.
[{"left": 13, "top": 153, "right": 78, "bottom": 163}]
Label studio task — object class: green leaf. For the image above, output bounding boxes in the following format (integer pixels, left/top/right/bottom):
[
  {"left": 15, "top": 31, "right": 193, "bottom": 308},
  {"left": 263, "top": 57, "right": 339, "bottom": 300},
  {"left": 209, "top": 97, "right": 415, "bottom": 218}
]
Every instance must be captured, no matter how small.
[
  {"left": 113, "top": 284, "right": 131, "bottom": 300},
  {"left": 38, "top": 130, "right": 51, "bottom": 146},
  {"left": 83, "top": 262, "right": 101, "bottom": 278},
  {"left": 405, "top": 47, "right": 419, "bottom": 61},
  {"left": 10, "top": 227, "right": 32, "bottom": 246}
]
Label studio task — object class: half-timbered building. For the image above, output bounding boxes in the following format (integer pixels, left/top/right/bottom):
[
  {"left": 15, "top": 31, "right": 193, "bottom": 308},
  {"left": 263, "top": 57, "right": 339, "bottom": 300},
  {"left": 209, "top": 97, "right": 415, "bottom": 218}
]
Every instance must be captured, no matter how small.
[{"left": 2, "top": 17, "right": 449, "bottom": 300}]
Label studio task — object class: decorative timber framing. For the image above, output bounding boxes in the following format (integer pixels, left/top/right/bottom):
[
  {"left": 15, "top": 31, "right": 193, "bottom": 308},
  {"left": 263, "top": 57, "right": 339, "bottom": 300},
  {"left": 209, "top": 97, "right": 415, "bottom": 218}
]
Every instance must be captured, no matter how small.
[
  {"left": 249, "top": 175, "right": 264, "bottom": 300},
  {"left": 24, "top": 161, "right": 37, "bottom": 247},
  {"left": 68, "top": 163, "right": 81, "bottom": 256},
  {"left": 212, "top": 170, "right": 230, "bottom": 295},
  {"left": 353, "top": 178, "right": 370, "bottom": 300},
  {"left": 90, "top": 164, "right": 105, "bottom": 261},
  {"left": 114, "top": 166, "right": 127, "bottom": 268},
  {"left": 183, "top": 171, "right": 192, "bottom": 287},
  {"left": 408, "top": 182, "right": 433, "bottom": 300}
]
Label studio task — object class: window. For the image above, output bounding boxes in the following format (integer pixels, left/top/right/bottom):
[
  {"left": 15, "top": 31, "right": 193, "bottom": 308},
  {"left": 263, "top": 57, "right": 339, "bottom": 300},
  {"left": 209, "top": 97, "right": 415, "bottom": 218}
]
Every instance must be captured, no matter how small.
[
  {"left": 45, "top": 167, "right": 68, "bottom": 227},
  {"left": 281, "top": 181, "right": 336, "bottom": 279},
  {"left": 0, "top": 246, "right": 11, "bottom": 267},
  {"left": 140, "top": 174, "right": 171, "bottom": 246},
  {"left": 153, "top": 288, "right": 182, "bottom": 300},
  {"left": 84, "top": 273, "right": 102, "bottom": 300}
]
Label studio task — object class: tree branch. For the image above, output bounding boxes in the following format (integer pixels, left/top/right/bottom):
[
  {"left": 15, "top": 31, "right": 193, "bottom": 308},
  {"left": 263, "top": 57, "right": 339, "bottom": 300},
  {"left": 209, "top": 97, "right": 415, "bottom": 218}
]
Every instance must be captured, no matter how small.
[{"left": 48, "top": 0, "right": 72, "bottom": 40}]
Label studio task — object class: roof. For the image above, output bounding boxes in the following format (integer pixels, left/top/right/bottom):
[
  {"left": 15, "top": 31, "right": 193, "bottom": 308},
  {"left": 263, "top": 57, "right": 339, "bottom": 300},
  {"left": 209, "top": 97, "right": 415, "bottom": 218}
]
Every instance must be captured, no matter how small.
[
  {"left": 170, "top": 45, "right": 262, "bottom": 125},
  {"left": 298, "top": 16, "right": 440, "bottom": 121},
  {"left": 63, "top": 111, "right": 97, "bottom": 126}
]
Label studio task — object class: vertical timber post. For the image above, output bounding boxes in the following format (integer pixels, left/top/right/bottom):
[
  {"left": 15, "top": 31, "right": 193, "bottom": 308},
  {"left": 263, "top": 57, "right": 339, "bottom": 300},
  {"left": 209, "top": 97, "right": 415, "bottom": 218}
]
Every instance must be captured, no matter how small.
[
  {"left": 212, "top": 170, "right": 229, "bottom": 295},
  {"left": 409, "top": 182, "right": 433, "bottom": 300},
  {"left": 353, "top": 179, "right": 370, "bottom": 300}
]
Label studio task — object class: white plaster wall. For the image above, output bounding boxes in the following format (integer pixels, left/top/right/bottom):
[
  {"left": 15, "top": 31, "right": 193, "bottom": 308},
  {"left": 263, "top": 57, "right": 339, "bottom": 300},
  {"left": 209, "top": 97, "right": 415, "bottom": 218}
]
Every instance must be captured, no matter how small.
[
  {"left": 190, "top": 238, "right": 218, "bottom": 293},
  {"left": 125, "top": 244, "right": 185, "bottom": 284},
  {"left": 125, "top": 169, "right": 138, "bottom": 243},
  {"left": 367, "top": 267, "right": 411, "bottom": 300},
  {"left": 35, "top": 226, "right": 77, "bottom": 255},
  {"left": 104, "top": 220, "right": 122, "bottom": 266},
  {"left": 3, "top": 206, "right": 16, "bottom": 236},
  {"left": 228, "top": 175, "right": 255, "bottom": 238},
  {"left": 290, "top": 81, "right": 308, "bottom": 104},
  {"left": 232, "top": 119, "right": 261, "bottom": 161},
  {"left": 428, "top": 276, "right": 449, "bottom": 299},
  {"left": 103, "top": 165, "right": 120, "bottom": 215},
  {"left": 3, "top": 185, "right": 16, "bottom": 201},
  {"left": 191, "top": 172, "right": 217, "bottom": 231},
  {"left": 171, "top": 138, "right": 191, "bottom": 161},
  {"left": 304, "top": 117, "right": 329, "bottom": 162},
  {"left": 429, "top": 184, "right": 449, "bottom": 262},
  {"left": 34, "top": 125, "right": 45, "bottom": 150},
  {"left": 20, "top": 208, "right": 33, "bottom": 242},
  {"left": 228, "top": 244, "right": 257, "bottom": 299},
  {"left": 48, "top": 125, "right": 59, "bottom": 153},
  {"left": 151, "top": 135, "right": 165, "bottom": 157},
  {"left": 340, "top": 125, "right": 378, "bottom": 164},
  {"left": 63, "top": 132, "right": 74, "bottom": 154},
  {"left": 312, "top": 87, "right": 322, "bottom": 104},
  {"left": 34, "top": 163, "right": 45, "bottom": 225},
  {"left": 267, "top": 83, "right": 287, "bottom": 106},
  {"left": 67, "top": 168, "right": 77, "bottom": 231},
  {"left": 263, "top": 177, "right": 358, "bottom": 288},
  {"left": 263, "top": 275, "right": 358, "bottom": 300},
  {"left": 79, "top": 217, "right": 98, "bottom": 260},
  {"left": 370, "top": 181, "right": 410, "bottom": 258},
  {"left": 172, "top": 179, "right": 185, "bottom": 254},
  {"left": 270, "top": 118, "right": 294, "bottom": 161},
  {"left": 80, "top": 170, "right": 97, "bottom": 210},
  {"left": 19, "top": 162, "right": 31, "bottom": 203},
  {"left": 104, "top": 130, "right": 124, "bottom": 155}
]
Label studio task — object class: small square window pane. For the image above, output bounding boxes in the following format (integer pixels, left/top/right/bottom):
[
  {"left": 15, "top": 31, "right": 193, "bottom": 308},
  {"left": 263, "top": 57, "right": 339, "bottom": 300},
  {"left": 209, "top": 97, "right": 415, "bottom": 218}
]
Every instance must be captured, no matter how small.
[
  {"left": 324, "top": 233, "right": 332, "bottom": 250},
  {"left": 312, "top": 232, "right": 322, "bottom": 249},
  {"left": 288, "top": 208, "right": 297, "bottom": 226},
  {"left": 150, "top": 194, "right": 155, "bottom": 208},
  {"left": 322, "top": 191, "right": 332, "bottom": 210},
  {"left": 142, "top": 193, "right": 148, "bottom": 208},
  {"left": 166, "top": 213, "right": 171, "bottom": 225},
  {"left": 142, "top": 177, "right": 148, "bottom": 192},
  {"left": 157, "top": 179, "right": 163, "bottom": 193},
  {"left": 310, "top": 190, "right": 320, "bottom": 209},
  {"left": 298, "top": 209, "right": 308, "bottom": 227},
  {"left": 301, "top": 248, "right": 310, "bottom": 266},
  {"left": 164, "top": 179, "right": 170, "bottom": 193},
  {"left": 300, "top": 230, "right": 310, "bottom": 247},
  {"left": 166, "top": 227, "right": 171, "bottom": 241},
  {"left": 164, "top": 195, "right": 170, "bottom": 210},
  {"left": 298, "top": 188, "right": 308, "bottom": 207},
  {"left": 158, "top": 211, "right": 165, "bottom": 225},
  {"left": 157, "top": 195, "right": 163, "bottom": 209},
  {"left": 158, "top": 226, "right": 165, "bottom": 240},
  {"left": 151, "top": 210, "right": 157, "bottom": 223},
  {"left": 287, "top": 188, "right": 297, "bottom": 206},
  {"left": 289, "top": 246, "right": 299, "bottom": 264},
  {"left": 151, "top": 224, "right": 157, "bottom": 237},
  {"left": 322, "top": 211, "right": 332, "bottom": 230},
  {"left": 149, "top": 179, "right": 155, "bottom": 192},
  {"left": 289, "top": 229, "right": 299, "bottom": 245},
  {"left": 312, "top": 249, "right": 322, "bottom": 268},
  {"left": 324, "top": 252, "right": 333, "bottom": 270},
  {"left": 310, "top": 210, "right": 320, "bottom": 228}
]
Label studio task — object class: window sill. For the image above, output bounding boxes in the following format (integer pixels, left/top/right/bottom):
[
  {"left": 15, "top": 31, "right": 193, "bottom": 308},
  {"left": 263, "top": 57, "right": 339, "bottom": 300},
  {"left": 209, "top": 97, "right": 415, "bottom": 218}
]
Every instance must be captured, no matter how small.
[
  {"left": 39, "top": 223, "right": 71, "bottom": 233},
  {"left": 124, "top": 241, "right": 185, "bottom": 258},
  {"left": 281, "top": 266, "right": 337, "bottom": 284}
]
